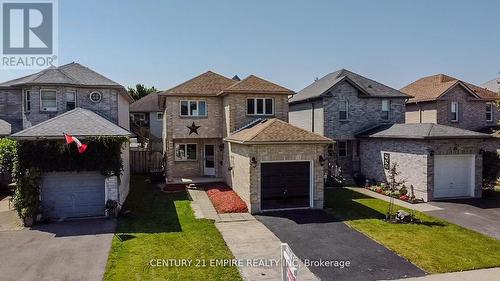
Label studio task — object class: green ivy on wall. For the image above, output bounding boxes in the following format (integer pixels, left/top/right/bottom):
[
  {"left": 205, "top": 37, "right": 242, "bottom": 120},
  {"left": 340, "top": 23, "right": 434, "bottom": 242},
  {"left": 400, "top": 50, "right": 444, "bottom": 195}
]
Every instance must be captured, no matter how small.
[{"left": 13, "top": 136, "right": 128, "bottom": 220}]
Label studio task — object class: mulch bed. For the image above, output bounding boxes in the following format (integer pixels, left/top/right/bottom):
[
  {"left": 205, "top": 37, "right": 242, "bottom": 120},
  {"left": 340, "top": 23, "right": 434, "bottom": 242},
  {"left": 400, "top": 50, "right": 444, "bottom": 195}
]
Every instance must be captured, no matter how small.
[{"left": 205, "top": 184, "right": 248, "bottom": 214}]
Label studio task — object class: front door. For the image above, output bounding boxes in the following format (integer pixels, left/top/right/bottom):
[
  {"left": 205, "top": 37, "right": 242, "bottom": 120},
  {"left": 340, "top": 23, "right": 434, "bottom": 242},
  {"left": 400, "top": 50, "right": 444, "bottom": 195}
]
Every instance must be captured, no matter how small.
[{"left": 204, "top": 144, "right": 216, "bottom": 176}]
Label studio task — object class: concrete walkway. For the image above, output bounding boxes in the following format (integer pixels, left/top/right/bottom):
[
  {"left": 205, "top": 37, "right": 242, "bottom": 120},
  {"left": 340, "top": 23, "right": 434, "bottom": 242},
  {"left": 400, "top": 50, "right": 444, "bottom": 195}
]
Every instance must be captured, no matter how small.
[
  {"left": 0, "top": 196, "right": 23, "bottom": 232},
  {"left": 346, "top": 187, "right": 443, "bottom": 212},
  {"left": 390, "top": 267, "right": 500, "bottom": 281},
  {"left": 216, "top": 219, "right": 318, "bottom": 281}
]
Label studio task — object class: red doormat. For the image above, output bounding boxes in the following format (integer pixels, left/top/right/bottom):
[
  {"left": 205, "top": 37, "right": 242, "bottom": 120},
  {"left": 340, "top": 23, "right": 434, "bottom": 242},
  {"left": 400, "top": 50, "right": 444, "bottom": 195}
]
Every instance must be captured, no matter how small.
[
  {"left": 205, "top": 184, "right": 248, "bottom": 214},
  {"left": 163, "top": 184, "right": 187, "bottom": 193}
]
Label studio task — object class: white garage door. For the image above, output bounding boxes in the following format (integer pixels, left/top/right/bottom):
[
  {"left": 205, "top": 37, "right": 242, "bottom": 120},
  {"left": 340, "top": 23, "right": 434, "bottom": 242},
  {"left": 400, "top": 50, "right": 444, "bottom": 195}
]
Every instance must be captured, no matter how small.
[
  {"left": 41, "top": 172, "right": 106, "bottom": 219},
  {"left": 433, "top": 155, "right": 474, "bottom": 199}
]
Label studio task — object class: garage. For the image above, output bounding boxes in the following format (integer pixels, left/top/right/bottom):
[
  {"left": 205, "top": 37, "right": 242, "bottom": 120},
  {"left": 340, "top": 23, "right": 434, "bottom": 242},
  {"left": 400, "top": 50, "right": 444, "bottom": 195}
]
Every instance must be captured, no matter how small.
[
  {"left": 433, "top": 155, "right": 475, "bottom": 199},
  {"left": 261, "top": 161, "right": 311, "bottom": 210},
  {"left": 41, "top": 172, "right": 106, "bottom": 219}
]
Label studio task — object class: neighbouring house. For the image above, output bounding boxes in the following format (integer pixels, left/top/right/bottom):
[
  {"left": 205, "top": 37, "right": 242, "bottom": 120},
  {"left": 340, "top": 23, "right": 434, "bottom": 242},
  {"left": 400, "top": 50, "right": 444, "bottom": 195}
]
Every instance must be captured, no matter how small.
[
  {"left": 160, "top": 71, "right": 332, "bottom": 213},
  {"left": 0, "top": 119, "right": 11, "bottom": 136},
  {"left": 10, "top": 108, "right": 131, "bottom": 219},
  {"left": 0, "top": 62, "right": 133, "bottom": 220},
  {"left": 402, "top": 74, "right": 500, "bottom": 133},
  {"left": 357, "top": 123, "right": 498, "bottom": 201},
  {"left": 288, "top": 69, "right": 410, "bottom": 178},
  {"left": 129, "top": 91, "right": 164, "bottom": 151},
  {"left": 482, "top": 77, "right": 500, "bottom": 93}
]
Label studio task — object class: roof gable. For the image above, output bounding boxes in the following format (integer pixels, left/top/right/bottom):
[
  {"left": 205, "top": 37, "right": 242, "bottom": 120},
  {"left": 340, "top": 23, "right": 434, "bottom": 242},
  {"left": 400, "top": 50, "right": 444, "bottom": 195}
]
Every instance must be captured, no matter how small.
[
  {"left": 160, "top": 71, "right": 237, "bottom": 96},
  {"left": 225, "top": 118, "right": 333, "bottom": 144},
  {"left": 402, "top": 74, "right": 499, "bottom": 103},
  {"left": 11, "top": 108, "right": 130, "bottom": 139},
  {"left": 289, "top": 69, "right": 409, "bottom": 103},
  {"left": 222, "top": 75, "right": 292, "bottom": 94}
]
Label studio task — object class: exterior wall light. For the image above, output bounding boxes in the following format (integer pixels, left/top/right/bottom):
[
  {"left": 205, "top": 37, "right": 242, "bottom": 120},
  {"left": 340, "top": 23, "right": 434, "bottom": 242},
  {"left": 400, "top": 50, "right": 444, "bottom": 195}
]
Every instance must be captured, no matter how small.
[
  {"left": 219, "top": 143, "right": 224, "bottom": 152},
  {"left": 319, "top": 155, "right": 325, "bottom": 166},
  {"left": 429, "top": 150, "right": 435, "bottom": 156},
  {"left": 251, "top": 157, "right": 257, "bottom": 168}
]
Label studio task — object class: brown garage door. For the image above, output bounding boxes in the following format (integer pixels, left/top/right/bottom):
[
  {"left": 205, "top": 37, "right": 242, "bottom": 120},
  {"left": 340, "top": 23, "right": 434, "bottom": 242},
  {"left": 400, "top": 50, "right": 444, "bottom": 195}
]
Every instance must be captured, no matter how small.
[{"left": 261, "top": 161, "right": 311, "bottom": 210}]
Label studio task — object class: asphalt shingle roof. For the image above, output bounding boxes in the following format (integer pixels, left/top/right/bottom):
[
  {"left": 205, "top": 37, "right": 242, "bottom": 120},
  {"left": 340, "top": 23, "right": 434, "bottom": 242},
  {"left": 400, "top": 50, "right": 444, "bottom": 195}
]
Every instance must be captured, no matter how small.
[
  {"left": 0, "top": 119, "right": 11, "bottom": 136},
  {"left": 0, "top": 62, "right": 122, "bottom": 87},
  {"left": 11, "top": 108, "right": 131, "bottom": 139},
  {"left": 401, "top": 74, "right": 499, "bottom": 103},
  {"left": 130, "top": 92, "right": 162, "bottom": 112},
  {"left": 289, "top": 69, "right": 410, "bottom": 103},
  {"left": 357, "top": 123, "right": 492, "bottom": 139},
  {"left": 225, "top": 118, "right": 333, "bottom": 144},
  {"left": 482, "top": 77, "right": 500, "bottom": 94},
  {"left": 222, "top": 75, "right": 292, "bottom": 94}
]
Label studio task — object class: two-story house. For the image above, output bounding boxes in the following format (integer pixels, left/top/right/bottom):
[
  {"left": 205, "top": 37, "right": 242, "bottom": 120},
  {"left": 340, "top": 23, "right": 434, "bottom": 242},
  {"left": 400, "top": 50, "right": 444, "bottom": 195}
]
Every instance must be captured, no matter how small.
[
  {"left": 160, "top": 71, "right": 332, "bottom": 213},
  {"left": 129, "top": 91, "right": 164, "bottom": 151},
  {"left": 402, "top": 74, "right": 500, "bottom": 133},
  {"left": 0, "top": 62, "right": 133, "bottom": 220},
  {"left": 289, "top": 69, "right": 410, "bottom": 177}
]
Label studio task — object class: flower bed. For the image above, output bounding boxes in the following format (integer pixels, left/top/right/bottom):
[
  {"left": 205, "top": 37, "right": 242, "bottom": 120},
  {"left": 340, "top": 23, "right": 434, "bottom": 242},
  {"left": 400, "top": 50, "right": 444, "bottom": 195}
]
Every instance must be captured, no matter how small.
[
  {"left": 163, "top": 184, "right": 187, "bottom": 193},
  {"left": 205, "top": 184, "right": 248, "bottom": 214},
  {"left": 364, "top": 185, "right": 422, "bottom": 203}
]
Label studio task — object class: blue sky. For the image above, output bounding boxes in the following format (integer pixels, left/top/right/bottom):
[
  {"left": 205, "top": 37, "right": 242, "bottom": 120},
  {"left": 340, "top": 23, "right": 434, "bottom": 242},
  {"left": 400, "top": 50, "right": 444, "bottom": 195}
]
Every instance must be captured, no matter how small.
[{"left": 1, "top": 0, "right": 499, "bottom": 91}]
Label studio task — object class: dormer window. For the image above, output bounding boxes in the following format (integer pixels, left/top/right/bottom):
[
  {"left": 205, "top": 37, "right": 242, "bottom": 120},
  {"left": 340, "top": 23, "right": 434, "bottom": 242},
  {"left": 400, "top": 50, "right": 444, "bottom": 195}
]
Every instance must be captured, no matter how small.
[
  {"left": 381, "top": 99, "right": 390, "bottom": 121},
  {"left": 247, "top": 98, "right": 273, "bottom": 115},
  {"left": 40, "top": 90, "right": 57, "bottom": 112},
  {"left": 486, "top": 103, "right": 493, "bottom": 122},
  {"left": 451, "top": 101, "right": 459, "bottom": 122},
  {"left": 339, "top": 96, "right": 348, "bottom": 121}
]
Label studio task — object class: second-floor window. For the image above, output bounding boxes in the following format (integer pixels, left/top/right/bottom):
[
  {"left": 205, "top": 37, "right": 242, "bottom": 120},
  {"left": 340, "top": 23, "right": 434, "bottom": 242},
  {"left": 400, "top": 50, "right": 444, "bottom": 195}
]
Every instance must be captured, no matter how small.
[
  {"left": 66, "top": 92, "right": 76, "bottom": 111},
  {"left": 157, "top": 112, "right": 164, "bottom": 120},
  {"left": 486, "top": 103, "right": 493, "bottom": 122},
  {"left": 23, "top": 90, "right": 31, "bottom": 113},
  {"left": 339, "top": 97, "right": 348, "bottom": 121},
  {"left": 40, "top": 90, "right": 57, "bottom": 112},
  {"left": 450, "top": 101, "right": 459, "bottom": 122},
  {"left": 180, "top": 100, "right": 207, "bottom": 116},
  {"left": 381, "top": 99, "right": 390, "bottom": 121},
  {"left": 247, "top": 98, "right": 273, "bottom": 115}
]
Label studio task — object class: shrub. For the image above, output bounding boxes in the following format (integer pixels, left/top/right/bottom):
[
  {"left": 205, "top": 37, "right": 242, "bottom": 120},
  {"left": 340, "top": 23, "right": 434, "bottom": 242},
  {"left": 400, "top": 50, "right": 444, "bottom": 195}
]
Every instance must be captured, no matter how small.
[
  {"left": 483, "top": 151, "right": 500, "bottom": 189},
  {"left": 0, "top": 138, "right": 17, "bottom": 176}
]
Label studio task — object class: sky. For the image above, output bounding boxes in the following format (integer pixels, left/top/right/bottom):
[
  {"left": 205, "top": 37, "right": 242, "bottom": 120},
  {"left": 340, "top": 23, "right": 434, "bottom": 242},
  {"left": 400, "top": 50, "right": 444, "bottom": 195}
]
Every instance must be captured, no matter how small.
[{"left": 0, "top": 0, "right": 499, "bottom": 92}]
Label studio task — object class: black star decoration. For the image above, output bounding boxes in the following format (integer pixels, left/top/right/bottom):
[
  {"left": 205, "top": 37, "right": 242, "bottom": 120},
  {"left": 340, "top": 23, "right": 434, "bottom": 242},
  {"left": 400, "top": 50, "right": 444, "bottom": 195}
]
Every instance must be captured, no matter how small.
[{"left": 187, "top": 122, "right": 201, "bottom": 135}]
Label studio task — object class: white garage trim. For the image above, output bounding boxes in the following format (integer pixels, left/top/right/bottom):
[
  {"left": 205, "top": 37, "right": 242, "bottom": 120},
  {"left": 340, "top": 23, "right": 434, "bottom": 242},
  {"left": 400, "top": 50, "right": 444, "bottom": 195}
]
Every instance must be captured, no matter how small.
[
  {"left": 260, "top": 160, "right": 314, "bottom": 211},
  {"left": 433, "top": 154, "right": 475, "bottom": 199}
]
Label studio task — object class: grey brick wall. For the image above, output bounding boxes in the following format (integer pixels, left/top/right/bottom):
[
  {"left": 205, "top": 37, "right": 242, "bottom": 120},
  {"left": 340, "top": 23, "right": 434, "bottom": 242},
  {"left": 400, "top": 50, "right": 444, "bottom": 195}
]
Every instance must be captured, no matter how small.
[
  {"left": 406, "top": 85, "right": 500, "bottom": 131},
  {"left": 1, "top": 86, "right": 121, "bottom": 133}
]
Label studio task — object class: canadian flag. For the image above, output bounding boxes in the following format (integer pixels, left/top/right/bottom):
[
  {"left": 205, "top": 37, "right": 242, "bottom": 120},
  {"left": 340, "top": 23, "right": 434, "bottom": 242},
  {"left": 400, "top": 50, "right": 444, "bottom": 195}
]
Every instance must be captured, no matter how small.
[{"left": 64, "top": 133, "right": 88, "bottom": 154}]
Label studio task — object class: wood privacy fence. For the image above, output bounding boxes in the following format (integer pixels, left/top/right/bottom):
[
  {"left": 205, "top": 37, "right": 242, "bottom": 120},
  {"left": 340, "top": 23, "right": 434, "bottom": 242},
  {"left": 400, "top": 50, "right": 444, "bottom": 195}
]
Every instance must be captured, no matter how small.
[{"left": 130, "top": 150, "right": 164, "bottom": 175}]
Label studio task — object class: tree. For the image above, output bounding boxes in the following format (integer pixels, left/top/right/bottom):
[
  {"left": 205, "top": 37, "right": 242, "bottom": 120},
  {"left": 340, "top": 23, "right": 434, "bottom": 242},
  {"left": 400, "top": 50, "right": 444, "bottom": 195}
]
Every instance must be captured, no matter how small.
[
  {"left": 386, "top": 163, "right": 406, "bottom": 221},
  {"left": 127, "top": 84, "right": 157, "bottom": 101}
]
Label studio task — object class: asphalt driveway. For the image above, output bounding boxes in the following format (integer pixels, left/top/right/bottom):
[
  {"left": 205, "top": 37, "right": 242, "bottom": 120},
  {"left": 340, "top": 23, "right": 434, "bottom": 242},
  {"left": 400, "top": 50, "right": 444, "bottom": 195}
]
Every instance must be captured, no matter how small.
[
  {"left": 256, "top": 209, "right": 425, "bottom": 281},
  {"left": 0, "top": 218, "right": 115, "bottom": 281},
  {"left": 426, "top": 197, "right": 500, "bottom": 240}
]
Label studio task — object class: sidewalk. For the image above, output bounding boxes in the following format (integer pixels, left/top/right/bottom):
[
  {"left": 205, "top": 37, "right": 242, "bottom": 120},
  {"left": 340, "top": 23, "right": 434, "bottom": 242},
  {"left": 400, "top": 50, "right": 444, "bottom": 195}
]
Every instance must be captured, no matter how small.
[
  {"left": 187, "top": 187, "right": 318, "bottom": 280},
  {"left": 389, "top": 267, "right": 500, "bottom": 281},
  {"left": 345, "top": 187, "right": 443, "bottom": 212}
]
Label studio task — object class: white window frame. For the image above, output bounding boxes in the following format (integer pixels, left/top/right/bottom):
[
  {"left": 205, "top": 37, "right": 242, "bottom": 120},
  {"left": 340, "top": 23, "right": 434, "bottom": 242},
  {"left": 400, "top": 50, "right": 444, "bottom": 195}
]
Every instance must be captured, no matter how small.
[
  {"left": 179, "top": 100, "right": 207, "bottom": 117},
  {"left": 338, "top": 141, "right": 347, "bottom": 157},
  {"left": 381, "top": 99, "right": 390, "bottom": 121},
  {"left": 40, "top": 89, "right": 57, "bottom": 112},
  {"left": 65, "top": 91, "right": 76, "bottom": 110},
  {"left": 246, "top": 98, "right": 274, "bottom": 115},
  {"left": 23, "top": 90, "right": 31, "bottom": 113},
  {"left": 157, "top": 111, "right": 164, "bottom": 120},
  {"left": 451, "top": 101, "right": 459, "bottom": 122},
  {"left": 174, "top": 143, "right": 197, "bottom": 161},
  {"left": 339, "top": 97, "right": 348, "bottom": 121},
  {"left": 486, "top": 103, "right": 493, "bottom": 122}
]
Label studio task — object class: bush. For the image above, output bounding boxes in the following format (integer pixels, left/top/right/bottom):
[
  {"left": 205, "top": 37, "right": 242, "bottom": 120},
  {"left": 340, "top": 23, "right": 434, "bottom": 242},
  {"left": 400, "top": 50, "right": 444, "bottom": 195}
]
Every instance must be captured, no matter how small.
[
  {"left": 483, "top": 151, "right": 500, "bottom": 189},
  {"left": 0, "top": 138, "right": 17, "bottom": 176}
]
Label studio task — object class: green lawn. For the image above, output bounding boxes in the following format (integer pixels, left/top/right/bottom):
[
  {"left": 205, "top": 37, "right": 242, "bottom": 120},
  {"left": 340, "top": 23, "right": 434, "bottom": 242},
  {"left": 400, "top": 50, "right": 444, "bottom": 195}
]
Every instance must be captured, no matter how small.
[
  {"left": 325, "top": 188, "right": 500, "bottom": 273},
  {"left": 104, "top": 176, "right": 242, "bottom": 281}
]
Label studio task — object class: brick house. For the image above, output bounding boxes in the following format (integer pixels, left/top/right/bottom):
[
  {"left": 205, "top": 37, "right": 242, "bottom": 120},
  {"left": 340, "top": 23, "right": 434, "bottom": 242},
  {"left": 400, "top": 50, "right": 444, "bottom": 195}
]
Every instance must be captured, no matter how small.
[
  {"left": 289, "top": 69, "right": 410, "bottom": 177},
  {"left": 129, "top": 91, "right": 164, "bottom": 151},
  {"left": 160, "top": 71, "right": 332, "bottom": 213},
  {"left": 402, "top": 74, "right": 500, "bottom": 133},
  {"left": 0, "top": 62, "right": 133, "bottom": 219}
]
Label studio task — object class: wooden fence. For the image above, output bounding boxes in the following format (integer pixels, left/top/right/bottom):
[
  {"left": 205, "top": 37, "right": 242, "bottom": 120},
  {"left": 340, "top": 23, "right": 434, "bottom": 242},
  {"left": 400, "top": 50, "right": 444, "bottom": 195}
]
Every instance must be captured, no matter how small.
[{"left": 130, "top": 150, "right": 164, "bottom": 175}]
